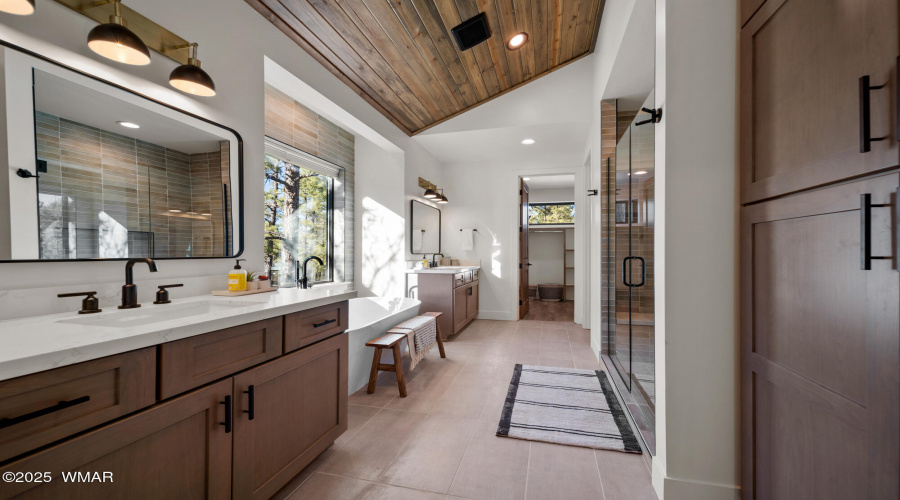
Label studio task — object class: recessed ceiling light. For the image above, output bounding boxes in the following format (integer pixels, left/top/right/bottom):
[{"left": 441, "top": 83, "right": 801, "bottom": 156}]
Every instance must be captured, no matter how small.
[
  {"left": 507, "top": 33, "right": 528, "bottom": 50},
  {"left": 521, "top": 139, "right": 535, "bottom": 145},
  {"left": 118, "top": 121, "right": 140, "bottom": 129},
  {"left": 169, "top": 209, "right": 181, "bottom": 213},
  {"left": 634, "top": 170, "right": 648, "bottom": 175}
]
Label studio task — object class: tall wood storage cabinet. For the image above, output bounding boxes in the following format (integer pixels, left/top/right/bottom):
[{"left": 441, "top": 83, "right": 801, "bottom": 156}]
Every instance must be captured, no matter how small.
[{"left": 740, "top": 1, "right": 900, "bottom": 499}]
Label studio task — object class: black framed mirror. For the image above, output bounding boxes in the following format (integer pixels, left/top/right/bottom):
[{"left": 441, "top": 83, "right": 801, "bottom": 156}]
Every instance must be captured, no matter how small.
[
  {"left": 410, "top": 200, "right": 440, "bottom": 254},
  {"left": 0, "top": 40, "right": 243, "bottom": 262}
]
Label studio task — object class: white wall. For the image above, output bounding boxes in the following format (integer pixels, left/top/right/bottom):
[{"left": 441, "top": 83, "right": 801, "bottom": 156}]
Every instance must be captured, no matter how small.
[
  {"left": 355, "top": 138, "right": 405, "bottom": 299},
  {"left": 0, "top": 0, "right": 443, "bottom": 313},
  {"left": 528, "top": 187, "right": 575, "bottom": 203},
  {"left": 440, "top": 161, "right": 585, "bottom": 321}
]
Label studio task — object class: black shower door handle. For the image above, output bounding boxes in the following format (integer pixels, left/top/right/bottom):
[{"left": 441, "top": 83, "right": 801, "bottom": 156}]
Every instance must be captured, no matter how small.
[{"left": 622, "top": 256, "right": 646, "bottom": 288}]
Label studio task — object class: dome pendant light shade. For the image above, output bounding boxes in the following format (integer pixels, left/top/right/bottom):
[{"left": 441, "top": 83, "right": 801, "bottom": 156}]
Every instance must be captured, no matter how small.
[
  {"left": 423, "top": 188, "right": 438, "bottom": 199},
  {"left": 437, "top": 190, "right": 449, "bottom": 204},
  {"left": 87, "top": 2, "right": 151, "bottom": 66},
  {"left": 0, "top": 0, "right": 35, "bottom": 15},
  {"left": 169, "top": 44, "right": 216, "bottom": 96}
]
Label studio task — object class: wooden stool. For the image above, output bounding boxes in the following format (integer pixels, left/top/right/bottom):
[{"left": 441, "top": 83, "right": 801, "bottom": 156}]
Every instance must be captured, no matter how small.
[{"left": 365, "top": 312, "right": 446, "bottom": 398}]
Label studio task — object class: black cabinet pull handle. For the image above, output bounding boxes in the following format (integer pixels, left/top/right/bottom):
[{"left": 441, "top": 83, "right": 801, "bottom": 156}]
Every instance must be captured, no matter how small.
[
  {"left": 860, "top": 75, "right": 887, "bottom": 153},
  {"left": 243, "top": 385, "right": 255, "bottom": 421},
  {"left": 220, "top": 395, "right": 232, "bottom": 433},
  {"left": 0, "top": 396, "right": 90, "bottom": 429},
  {"left": 860, "top": 193, "right": 894, "bottom": 270},
  {"left": 313, "top": 318, "right": 337, "bottom": 328}
]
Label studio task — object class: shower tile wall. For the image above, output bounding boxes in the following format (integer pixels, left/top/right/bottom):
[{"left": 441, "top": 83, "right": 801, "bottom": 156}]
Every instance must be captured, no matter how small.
[
  {"left": 264, "top": 83, "right": 355, "bottom": 284},
  {"left": 600, "top": 100, "right": 618, "bottom": 356},
  {"left": 35, "top": 112, "right": 228, "bottom": 259}
]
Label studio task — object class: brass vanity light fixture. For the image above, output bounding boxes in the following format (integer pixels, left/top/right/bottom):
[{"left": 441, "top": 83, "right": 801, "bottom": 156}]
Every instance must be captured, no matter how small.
[
  {"left": 0, "top": 0, "right": 34, "bottom": 15},
  {"left": 86, "top": 0, "right": 151, "bottom": 66},
  {"left": 168, "top": 43, "right": 216, "bottom": 97},
  {"left": 437, "top": 189, "right": 449, "bottom": 204},
  {"left": 423, "top": 188, "right": 438, "bottom": 199}
]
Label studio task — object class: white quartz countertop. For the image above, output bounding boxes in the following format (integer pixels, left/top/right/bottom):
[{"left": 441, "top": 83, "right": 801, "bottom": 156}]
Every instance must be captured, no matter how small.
[
  {"left": 405, "top": 266, "right": 481, "bottom": 274},
  {"left": 0, "top": 286, "right": 357, "bottom": 382}
]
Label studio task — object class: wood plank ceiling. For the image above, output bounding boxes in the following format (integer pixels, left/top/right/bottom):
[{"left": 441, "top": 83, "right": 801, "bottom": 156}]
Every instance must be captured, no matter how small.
[{"left": 245, "top": 0, "right": 606, "bottom": 135}]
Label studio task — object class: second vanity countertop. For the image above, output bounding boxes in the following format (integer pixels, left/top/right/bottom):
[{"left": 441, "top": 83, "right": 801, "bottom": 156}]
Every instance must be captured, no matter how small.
[
  {"left": 0, "top": 286, "right": 357, "bottom": 382},
  {"left": 405, "top": 265, "right": 481, "bottom": 275}
]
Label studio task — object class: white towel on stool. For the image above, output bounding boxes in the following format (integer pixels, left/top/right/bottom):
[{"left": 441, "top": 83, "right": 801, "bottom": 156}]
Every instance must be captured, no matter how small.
[
  {"left": 461, "top": 228, "right": 475, "bottom": 251},
  {"left": 412, "top": 229, "right": 424, "bottom": 252}
]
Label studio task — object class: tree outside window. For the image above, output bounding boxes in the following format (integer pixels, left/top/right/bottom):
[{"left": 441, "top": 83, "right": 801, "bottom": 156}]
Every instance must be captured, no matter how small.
[
  {"left": 264, "top": 154, "right": 332, "bottom": 286},
  {"left": 528, "top": 203, "right": 575, "bottom": 225}
]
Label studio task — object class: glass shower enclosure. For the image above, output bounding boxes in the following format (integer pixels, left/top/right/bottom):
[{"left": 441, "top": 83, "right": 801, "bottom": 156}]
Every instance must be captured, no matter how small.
[{"left": 603, "top": 94, "right": 656, "bottom": 453}]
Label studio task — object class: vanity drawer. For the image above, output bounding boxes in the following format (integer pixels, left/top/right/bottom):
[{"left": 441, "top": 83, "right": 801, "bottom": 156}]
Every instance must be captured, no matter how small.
[
  {"left": 464, "top": 271, "right": 474, "bottom": 284},
  {"left": 472, "top": 269, "right": 479, "bottom": 281},
  {"left": 453, "top": 273, "right": 466, "bottom": 288},
  {"left": 158, "top": 318, "right": 282, "bottom": 399},
  {"left": 0, "top": 348, "right": 155, "bottom": 463},
  {"left": 284, "top": 301, "right": 349, "bottom": 352}
]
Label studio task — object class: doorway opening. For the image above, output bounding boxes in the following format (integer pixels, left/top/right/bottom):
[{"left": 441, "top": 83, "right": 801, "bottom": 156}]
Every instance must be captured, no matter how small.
[{"left": 519, "top": 174, "right": 576, "bottom": 323}]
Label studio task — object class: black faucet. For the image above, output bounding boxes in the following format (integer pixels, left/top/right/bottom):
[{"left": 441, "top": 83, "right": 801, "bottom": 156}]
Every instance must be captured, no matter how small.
[
  {"left": 431, "top": 253, "right": 444, "bottom": 267},
  {"left": 119, "top": 258, "right": 158, "bottom": 309},
  {"left": 298, "top": 256, "right": 324, "bottom": 289}
]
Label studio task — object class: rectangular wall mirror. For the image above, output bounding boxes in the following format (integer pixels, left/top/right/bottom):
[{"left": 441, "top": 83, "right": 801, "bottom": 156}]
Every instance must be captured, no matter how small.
[
  {"left": 0, "top": 43, "right": 243, "bottom": 262},
  {"left": 410, "top": 200, "right": 440, "bottom": 254}
]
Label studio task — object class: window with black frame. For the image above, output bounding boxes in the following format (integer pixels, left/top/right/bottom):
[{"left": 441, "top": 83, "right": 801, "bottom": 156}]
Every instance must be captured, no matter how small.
[
  {"left": 528, "top": 202, "right": 575, "bottom": 225},
  {"left": 263, "top": 147, "right": 335, "bottom": 287}
]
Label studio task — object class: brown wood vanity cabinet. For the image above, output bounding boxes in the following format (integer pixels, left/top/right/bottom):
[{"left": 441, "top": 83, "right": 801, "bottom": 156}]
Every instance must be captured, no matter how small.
[
  {"left": 0, "top": 300, "right": 350, "bottom": 500},
  {"left": 419, "top": 270, "right": 479, "bottom": 339},
  {"left": 740, "top": 1, "right": 900, "bottom": 498}
]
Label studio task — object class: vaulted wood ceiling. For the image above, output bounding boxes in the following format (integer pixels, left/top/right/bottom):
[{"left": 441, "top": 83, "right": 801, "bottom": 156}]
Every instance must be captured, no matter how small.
[{"left": 245, "top": 0, "right": 606, "bottom": 135}]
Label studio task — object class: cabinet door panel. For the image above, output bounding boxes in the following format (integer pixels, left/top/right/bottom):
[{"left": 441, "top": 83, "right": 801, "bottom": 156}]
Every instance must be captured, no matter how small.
[
  {"left": 453, "top": 286, "right": 468, "bottom": 333},
  {"left": 741, "top": 0, "right": 898, "bottom": 202},
  {"left": 0, "top": 379, "right": 233, "bottom": 500},
  {"left": 233, "top": 333, "right": 348, "bottom": 500},
  {"left": 741, "top": 173, "right": 899, "bottom": 499},
  {"left": 466, "top": 283, "right": 479, "bottom": 321}
]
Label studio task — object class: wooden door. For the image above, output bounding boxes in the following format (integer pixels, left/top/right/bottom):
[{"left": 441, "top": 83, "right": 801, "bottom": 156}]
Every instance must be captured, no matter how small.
[
  {"left": 233, "top": 333, "right": 348, "bottom": 500},
  {"left": 740, "top": 0, "right": 898, "bottom": 203},
  {"left": 466, "top": 283, "right": 479, "bottom": 321},
  {"left": 741, "top": 173, "right": 899, "bottom": 500},
  {"left": 0, "top": 379, "right": 233, "bottom": 500},
  {"left": 519, "top": 178, "right": 530, "bottom": 318},
  {"left": 453, "top": 285, "right": 469, "bottom": 332}
]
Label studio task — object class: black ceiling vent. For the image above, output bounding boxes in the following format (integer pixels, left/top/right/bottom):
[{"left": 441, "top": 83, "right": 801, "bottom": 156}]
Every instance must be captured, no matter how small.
[{"left": 451, "top": 13, "right": 492, "bottom": 51}]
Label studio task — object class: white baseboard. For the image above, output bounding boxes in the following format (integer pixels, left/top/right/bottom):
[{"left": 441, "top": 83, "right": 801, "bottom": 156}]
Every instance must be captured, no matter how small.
[
  {"left": 475, "top": 311, "right": 517, "bottom": 321},
  {"left": 651, "top": 465, "right": 740, "bottom": 500}
]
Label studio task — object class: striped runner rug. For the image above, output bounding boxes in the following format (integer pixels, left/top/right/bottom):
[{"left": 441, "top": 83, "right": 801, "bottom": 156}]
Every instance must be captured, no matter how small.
[{"left": 496, "top": 364, "right": 641, "bottom": 453}]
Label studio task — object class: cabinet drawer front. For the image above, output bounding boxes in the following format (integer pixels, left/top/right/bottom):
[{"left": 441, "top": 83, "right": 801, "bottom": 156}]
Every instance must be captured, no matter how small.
[
  {"left": 284, "top": 301, "right": 349, "bottom": 353},
  {"left": 453, "top": 273, "right": 465, "bottom": 288},
  {"left": 464, "top": 271, "right": 474, "bottom": 284},
  {"left": 472, "top": 269, "right": 479, "bottom": 281},
  {"left": 0, "top": 348, "right": 155, "bottom": 464},
  {"left": 0, "top": 379, "right": 232, "bottom": 500},
  {"left": 159, "top": 318, "right": 282, "bottom": 399}
]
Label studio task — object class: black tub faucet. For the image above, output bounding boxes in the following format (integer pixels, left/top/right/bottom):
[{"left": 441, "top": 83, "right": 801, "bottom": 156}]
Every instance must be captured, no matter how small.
[
  {"left": 299, "top": 256, "right": 324, "bottom": 289},
  {"left": 119, "top": 258, "right": 158, "bottom": 309}
]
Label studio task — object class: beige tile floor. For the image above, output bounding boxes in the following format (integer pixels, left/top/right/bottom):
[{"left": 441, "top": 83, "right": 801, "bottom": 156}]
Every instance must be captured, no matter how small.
[{"left": 276, "top": 319, "right": 658, "bottom": 500}]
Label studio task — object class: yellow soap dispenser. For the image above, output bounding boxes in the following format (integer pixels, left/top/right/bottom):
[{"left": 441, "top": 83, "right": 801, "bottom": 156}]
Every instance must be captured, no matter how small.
[{"left": 228, "top": 259, "right": 247, "bottom": 292}]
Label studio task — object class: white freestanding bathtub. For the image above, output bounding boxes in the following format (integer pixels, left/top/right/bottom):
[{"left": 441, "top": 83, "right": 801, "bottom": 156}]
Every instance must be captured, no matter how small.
[{"left": 346, "top": 296, "right": 421, "bottom": 394}]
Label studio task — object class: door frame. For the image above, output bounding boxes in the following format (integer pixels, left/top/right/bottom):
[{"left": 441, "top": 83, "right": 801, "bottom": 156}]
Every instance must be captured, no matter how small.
[{"left": 513, "top": 166, "right": 587, "bottom": 324}]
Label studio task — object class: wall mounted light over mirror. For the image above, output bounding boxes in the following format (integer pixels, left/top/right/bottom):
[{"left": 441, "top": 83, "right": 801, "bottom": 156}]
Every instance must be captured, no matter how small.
[{"left": 0, "top": 42, "right": 243, "bottom": 262}]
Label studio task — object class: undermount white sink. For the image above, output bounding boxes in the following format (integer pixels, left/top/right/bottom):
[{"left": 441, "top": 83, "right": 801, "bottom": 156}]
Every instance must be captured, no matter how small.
[{"left": 56, "top": 300, "right": 266, "bottom": 328}]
